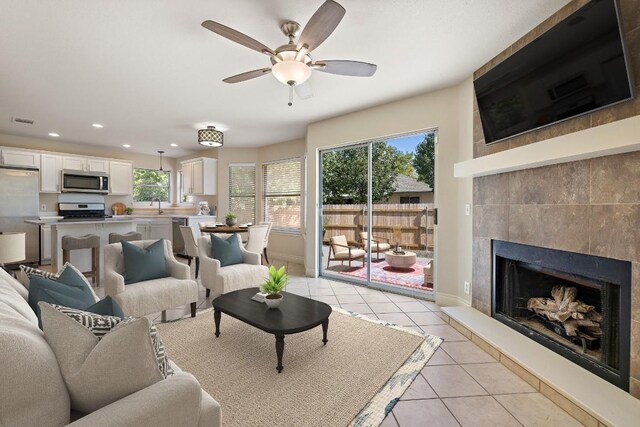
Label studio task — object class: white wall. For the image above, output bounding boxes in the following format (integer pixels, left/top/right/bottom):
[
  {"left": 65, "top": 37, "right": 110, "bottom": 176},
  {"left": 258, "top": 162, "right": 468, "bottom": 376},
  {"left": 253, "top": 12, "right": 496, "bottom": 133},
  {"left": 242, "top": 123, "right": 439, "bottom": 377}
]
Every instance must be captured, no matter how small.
[{"left": 305, "top": 79, "right": 474, "bottom": 306}]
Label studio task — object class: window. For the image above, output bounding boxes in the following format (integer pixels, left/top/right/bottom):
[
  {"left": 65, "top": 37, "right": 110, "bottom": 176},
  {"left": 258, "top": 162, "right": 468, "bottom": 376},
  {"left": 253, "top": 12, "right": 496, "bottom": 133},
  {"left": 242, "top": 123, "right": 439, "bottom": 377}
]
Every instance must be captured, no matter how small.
[
  {"left": 133, "top": 168, "right": 171, "bottom": 203},
  {"left": 400, "top": 196, "right": 420, "bottom": 204},
  {"left": 263, "top": 158, "right": 302, "bottom": 232},
  {"left": 229, "top": 164, "right": 256, "bottom": 223}
]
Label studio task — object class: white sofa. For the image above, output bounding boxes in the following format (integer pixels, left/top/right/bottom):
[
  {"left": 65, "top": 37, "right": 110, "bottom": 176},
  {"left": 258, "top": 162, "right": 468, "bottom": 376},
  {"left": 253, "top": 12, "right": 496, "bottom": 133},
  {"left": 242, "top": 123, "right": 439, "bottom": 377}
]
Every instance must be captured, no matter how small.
[
  {"left": 103, "top": 240, "right": 199, "bottom": 318},
  {"left": 0, "top": 267, "right": 221, "bottom": 426},
  {"left": 198, "top": 234, "right": 269, "bottom": 298}
]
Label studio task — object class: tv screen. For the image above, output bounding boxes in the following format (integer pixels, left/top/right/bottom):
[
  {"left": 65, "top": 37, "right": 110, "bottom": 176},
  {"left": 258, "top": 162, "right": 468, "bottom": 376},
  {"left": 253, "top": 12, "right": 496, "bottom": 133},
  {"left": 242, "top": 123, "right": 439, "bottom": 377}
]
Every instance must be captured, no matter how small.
[{"left": 474, "top": 0, "right": 634, "bottom": 144}]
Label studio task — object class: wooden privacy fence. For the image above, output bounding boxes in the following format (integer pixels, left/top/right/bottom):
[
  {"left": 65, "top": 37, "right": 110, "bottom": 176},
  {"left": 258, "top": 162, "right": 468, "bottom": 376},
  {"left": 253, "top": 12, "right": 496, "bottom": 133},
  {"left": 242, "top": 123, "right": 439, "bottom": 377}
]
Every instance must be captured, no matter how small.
[{"left": 322, "top": 203, "right": 434, "bottom": 251}]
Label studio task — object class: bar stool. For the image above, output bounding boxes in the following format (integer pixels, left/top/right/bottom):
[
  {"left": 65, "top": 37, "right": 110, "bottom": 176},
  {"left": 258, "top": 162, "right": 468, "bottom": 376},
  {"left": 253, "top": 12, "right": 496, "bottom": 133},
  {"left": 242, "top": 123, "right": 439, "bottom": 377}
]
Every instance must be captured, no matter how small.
[
  {"left": 108, "top": 232, "right": 143, "bottom": 244},
  {"left": 61, "top": 234, "right": 101, "bottom": 287}
]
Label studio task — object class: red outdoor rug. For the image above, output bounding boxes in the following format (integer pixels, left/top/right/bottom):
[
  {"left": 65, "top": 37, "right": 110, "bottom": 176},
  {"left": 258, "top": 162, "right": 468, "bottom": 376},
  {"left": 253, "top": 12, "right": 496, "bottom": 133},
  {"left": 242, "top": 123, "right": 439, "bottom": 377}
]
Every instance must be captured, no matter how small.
[{"left": 333, "top": 257, "right": 433, "bottom": 291}]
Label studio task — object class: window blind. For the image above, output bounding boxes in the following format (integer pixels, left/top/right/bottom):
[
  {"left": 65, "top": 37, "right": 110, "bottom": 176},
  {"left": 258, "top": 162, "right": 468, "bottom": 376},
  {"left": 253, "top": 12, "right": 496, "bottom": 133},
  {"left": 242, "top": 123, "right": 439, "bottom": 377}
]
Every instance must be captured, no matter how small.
[
  {"left": 229, "top": 164, "right": 256, "bottom": 223},
  {"left": 263, "top": 158, "right": 302, "bottom": 232}
]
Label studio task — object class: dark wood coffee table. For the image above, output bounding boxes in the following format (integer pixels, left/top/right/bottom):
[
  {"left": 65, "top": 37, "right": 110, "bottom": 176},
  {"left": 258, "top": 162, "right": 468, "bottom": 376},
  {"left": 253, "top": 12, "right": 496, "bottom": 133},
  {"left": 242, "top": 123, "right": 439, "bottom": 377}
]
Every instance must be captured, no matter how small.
[{"left": 212, "top": 287, "right": 332, "bottom": 373}]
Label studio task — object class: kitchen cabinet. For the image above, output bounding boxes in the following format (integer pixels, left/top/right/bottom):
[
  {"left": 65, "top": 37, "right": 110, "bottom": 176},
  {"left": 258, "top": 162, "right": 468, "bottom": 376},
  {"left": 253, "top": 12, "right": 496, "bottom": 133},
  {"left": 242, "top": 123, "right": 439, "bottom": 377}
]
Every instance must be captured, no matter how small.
[
  {"left": 40, "top": 224, "right": 52, "bottom": 265},
  {"left": 180, "top": 157, "right": 216, "bottom": 195},
  {"left": 62, "top": 156, "right": 110, "bottom": 173},
  {"left": 2, "top": 149, "right": 40, "bottom": 168},
  {"left": 109, "top": 161, "right": 133, "bottom": 195},
  {"left": 87, "top": 158, "right": 109, "bottom": 173},
  {"left": 136, "top": 218, "right": 172, "bottom": 241},
  {"left": 40, "top": 154, "right": 62, "bottom": 193},
  {"left": 62, "top": 156, "right": 86, "bottom": 171}
]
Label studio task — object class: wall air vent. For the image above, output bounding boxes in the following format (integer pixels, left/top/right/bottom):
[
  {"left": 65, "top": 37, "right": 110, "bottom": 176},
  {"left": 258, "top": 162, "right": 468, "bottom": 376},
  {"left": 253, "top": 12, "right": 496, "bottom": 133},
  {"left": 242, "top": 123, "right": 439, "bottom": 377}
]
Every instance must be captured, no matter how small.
[{"left": 11, "top": 116, "right": 34, "bottom": 125}]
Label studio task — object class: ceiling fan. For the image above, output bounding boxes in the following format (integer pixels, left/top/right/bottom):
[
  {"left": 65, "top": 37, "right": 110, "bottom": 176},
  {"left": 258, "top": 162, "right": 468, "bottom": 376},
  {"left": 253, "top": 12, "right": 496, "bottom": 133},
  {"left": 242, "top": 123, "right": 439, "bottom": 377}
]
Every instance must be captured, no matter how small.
[{"left": 201, "top": 0, "right": 377, "bottom": 106}]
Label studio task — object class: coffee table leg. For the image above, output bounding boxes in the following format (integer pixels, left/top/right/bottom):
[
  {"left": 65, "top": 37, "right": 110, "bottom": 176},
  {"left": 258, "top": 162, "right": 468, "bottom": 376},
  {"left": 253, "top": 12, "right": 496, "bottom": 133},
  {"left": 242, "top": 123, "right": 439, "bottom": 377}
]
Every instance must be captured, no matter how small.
[
  {"left": 275, "top": 334, "right": 285, "bottom": 373},
  {"left": 322, "top": 318, "right": 329, "bottom": 345},
  {"left": 214, "top": 309, "right": 221, "bottom": 337}
]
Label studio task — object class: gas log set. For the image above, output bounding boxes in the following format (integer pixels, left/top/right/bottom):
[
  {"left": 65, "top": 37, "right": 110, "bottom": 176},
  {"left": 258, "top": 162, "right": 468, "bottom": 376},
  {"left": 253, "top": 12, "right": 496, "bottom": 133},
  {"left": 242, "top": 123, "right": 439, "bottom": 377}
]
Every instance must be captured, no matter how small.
[{"left": 527, "top": 285, "right": 602, "bottom": 350}]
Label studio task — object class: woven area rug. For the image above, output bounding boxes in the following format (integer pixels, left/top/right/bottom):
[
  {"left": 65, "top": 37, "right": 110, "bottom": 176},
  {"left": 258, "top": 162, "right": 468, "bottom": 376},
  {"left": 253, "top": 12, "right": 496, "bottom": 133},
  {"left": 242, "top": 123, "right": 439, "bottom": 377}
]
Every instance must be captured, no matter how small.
[
  {"left": 157, "top": 307, "right": 441, "bottom": 427},
  {"left": 337, "top": 258, "right": 433, "bottom": 291}
]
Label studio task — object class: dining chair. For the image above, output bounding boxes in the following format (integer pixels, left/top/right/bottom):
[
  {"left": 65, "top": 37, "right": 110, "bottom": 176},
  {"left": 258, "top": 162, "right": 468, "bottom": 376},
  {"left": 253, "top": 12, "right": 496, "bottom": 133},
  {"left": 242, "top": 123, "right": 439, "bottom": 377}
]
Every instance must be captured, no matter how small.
[
  {"left": 259, "top": 221, "right": 272, "bottom": 263},
  {"left": 180, "top": 226, "right": 201, "bottom": 279},
  {"left": 245, "top": 225, "right": 270, "bottom": 263}
]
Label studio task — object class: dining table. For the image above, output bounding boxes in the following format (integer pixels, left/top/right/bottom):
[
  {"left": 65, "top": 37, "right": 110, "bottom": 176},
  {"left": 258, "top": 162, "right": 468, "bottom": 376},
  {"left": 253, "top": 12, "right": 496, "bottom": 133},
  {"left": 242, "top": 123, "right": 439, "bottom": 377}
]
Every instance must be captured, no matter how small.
[{"left": 200, "top": 225, "right": 249, "bottom": 234}]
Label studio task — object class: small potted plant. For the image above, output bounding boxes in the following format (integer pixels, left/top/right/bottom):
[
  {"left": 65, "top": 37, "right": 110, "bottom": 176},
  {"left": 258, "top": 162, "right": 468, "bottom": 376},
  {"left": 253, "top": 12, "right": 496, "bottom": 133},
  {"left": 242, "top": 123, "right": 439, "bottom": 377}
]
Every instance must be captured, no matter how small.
[
  {"left": 225, "top": 212, "right": 237, "bottom": 226},
  {"left": 261, "top": 265, "right": 288, "bottom": 309},
  {"left": 124, "top": 207, "right": 133, "bottom": 215}
]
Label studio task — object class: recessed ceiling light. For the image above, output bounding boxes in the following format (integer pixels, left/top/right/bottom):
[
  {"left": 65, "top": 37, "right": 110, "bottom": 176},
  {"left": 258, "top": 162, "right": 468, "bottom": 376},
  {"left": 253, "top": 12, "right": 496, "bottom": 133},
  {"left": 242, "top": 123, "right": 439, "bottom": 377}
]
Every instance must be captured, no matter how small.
[
  {"left": 48, "top": 132, "right": 59, "bottom": 137},
  {"left": 170, "top": 143, "right": 178, "bottom": 147},
  {"left": 122, "top": 144, "right": 131, "bottom": 148},
  {"left": 92, "top": 123, "right": 104, "bottom": 128}
]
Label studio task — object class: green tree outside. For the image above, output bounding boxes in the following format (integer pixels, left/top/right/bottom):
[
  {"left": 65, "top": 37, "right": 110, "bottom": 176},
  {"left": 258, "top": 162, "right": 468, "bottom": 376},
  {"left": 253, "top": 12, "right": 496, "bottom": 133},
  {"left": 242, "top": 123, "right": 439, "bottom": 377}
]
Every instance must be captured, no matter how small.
[
  {"left": 413, "top": 133, "right": 435, "bottom": 189},
  {"left": 133, "top": 168, "right": 171, "bottom": 202},
  {"left": 322, "top": 142, "right": 415, "bottom": 204}
]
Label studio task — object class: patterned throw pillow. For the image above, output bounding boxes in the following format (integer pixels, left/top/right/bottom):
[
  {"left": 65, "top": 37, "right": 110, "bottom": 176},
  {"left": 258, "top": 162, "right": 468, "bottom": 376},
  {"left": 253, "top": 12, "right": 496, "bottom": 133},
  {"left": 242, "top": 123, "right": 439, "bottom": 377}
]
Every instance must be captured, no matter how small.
[{"left": 51, "top": 305, "right": 173, "bottom": 378}]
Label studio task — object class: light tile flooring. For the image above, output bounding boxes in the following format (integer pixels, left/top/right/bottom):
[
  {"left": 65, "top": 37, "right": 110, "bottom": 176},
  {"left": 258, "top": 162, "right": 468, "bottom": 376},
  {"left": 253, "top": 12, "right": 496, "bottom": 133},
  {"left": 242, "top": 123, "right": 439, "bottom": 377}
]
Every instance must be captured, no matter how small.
[{"left": 96, "top": 258, "right": 583, "bottom": 426}]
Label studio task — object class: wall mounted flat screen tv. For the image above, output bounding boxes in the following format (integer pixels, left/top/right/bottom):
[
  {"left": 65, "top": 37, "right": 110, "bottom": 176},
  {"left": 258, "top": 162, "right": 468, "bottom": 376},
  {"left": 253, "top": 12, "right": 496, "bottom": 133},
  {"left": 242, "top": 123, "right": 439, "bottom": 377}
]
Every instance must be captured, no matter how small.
[{"left": 474, "top": 0, "right": 634, "bottom": 145}]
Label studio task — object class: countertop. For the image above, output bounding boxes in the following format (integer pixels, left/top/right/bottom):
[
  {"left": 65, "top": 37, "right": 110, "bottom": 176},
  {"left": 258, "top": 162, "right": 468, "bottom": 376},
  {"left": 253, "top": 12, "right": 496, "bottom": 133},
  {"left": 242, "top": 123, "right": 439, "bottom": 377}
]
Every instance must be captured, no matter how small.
[
  {"left": 28, "top": 214, "right": 216, "bottom": 226},
  {"left": 26, "top": 218, "right": 142, "bottom": 226}
]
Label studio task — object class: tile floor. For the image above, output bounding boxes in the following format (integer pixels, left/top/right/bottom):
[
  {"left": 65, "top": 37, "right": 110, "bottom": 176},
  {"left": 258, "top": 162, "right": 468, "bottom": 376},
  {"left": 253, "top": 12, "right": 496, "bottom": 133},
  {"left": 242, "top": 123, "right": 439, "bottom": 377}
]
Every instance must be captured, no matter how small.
[{"left": 96, "top": 258, "right": 583, "bottom": 426}]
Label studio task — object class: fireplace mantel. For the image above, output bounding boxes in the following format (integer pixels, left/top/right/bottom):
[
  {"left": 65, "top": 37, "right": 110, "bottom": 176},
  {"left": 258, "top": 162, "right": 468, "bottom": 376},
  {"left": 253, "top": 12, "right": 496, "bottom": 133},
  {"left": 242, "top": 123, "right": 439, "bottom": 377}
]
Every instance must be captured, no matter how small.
[{"left": 454, "top": 115, "right": 640, "bottom": 178}]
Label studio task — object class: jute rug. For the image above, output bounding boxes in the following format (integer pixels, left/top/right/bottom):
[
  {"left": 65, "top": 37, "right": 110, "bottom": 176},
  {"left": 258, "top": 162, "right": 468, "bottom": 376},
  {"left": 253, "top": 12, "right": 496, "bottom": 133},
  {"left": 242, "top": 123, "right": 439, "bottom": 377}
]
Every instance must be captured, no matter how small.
[{"left": 157, "top": 308, "right": 441, "bottom": 427}]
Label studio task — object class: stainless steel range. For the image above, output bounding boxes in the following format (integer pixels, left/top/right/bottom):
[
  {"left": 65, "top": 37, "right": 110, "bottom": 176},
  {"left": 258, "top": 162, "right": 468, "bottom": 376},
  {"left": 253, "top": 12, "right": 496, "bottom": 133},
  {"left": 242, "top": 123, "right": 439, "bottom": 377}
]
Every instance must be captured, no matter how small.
[{"left": 58, "top": 203, "right": 112, "bottom": 221}]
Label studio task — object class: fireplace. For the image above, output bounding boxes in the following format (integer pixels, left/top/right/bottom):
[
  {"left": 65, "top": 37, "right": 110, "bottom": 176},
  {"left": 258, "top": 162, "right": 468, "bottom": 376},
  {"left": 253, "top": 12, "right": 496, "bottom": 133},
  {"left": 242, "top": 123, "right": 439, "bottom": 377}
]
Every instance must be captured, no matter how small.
[{"left": 492, "top": 240, "right": 631, "bottom": 390}]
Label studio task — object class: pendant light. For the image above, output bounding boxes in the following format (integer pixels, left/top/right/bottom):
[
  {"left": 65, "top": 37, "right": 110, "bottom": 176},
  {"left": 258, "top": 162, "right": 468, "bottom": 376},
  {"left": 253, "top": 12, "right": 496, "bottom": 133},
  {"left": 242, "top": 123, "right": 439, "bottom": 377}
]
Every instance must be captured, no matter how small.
[
  {"left": 158, "top": 150, "right": 165, "bottom": 171},
  {"left": 198, "top": 126, "right": 224, "bottom": 147}
]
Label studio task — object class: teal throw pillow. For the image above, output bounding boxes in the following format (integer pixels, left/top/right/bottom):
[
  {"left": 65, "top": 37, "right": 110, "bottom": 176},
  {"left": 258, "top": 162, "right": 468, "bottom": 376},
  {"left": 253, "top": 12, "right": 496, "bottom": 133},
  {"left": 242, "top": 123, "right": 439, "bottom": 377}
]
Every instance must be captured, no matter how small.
[
  {"left": 210, "top": 233, "right": 243, "bottom": 267},
  {"left": 28, "top": 274, "right": 98, "bottom": 328},
  {"left": 121, "top": 239, "right": 169, "bottom": 284},
  {"left": 85, "top": 296, "right": 125, "bottom": 318}
]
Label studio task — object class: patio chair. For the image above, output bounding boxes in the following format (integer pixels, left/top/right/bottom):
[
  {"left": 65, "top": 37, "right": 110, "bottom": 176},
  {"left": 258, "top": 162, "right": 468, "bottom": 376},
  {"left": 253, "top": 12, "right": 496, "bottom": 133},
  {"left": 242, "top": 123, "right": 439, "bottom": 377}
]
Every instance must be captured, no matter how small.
[
  {"left": 327, "top": 235, "right": 366, "bottom": 269},
  {"left": 360, "top": 231, "right": 391, "bottom": 261}
]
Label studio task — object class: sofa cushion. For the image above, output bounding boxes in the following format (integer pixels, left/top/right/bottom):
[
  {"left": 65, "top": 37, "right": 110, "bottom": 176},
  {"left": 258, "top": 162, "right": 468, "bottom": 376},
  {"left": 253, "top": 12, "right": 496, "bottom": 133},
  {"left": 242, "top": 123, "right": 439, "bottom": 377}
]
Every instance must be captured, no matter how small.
[
  {"left": 210, "top": 233, "right": 243, "bottom": 267},
  {"left": 85, "top": 296, "right": 125, "bottom": 318},
  {"left": 121, "top": 239, "right": 169, "bottom": 284},
  {"left": 19, "top": 264, "right": 58, "bottom": 288},
  {"left": 40, "top": 303, "right": 173, "bottom": 413}
]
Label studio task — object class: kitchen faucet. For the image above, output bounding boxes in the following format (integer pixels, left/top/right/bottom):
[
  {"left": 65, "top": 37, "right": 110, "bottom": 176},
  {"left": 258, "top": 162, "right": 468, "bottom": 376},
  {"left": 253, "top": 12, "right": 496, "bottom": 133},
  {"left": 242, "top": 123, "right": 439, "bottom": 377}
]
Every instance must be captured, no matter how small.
[{"left": 150, "top": 198, "right": 163, "bottom": 215}]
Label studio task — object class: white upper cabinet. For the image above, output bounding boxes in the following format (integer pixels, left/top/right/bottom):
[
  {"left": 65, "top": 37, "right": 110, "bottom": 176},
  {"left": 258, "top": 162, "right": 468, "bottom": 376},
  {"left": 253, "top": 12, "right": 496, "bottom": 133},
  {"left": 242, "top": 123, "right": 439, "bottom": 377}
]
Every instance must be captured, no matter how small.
[
  {"left": 1, "top": 149, "right": 40, "bottom": 168},
  {"left": 62, "top": 156, "right": 110, "bottom": 172},
  {"left": 40, "top": 154, "right": 62, "bottom": 193},
  {"left": 109, "top": 161, "right": 133, "bottom": 195},
  {"left": 180, "top": 157, "right": 216, "bottom": 195},
  {"left": 87, "top": 158, "right": 109, "bottom": 173},
  {"left": 62, "top": 156, "right": 85, "bottom": 171}
]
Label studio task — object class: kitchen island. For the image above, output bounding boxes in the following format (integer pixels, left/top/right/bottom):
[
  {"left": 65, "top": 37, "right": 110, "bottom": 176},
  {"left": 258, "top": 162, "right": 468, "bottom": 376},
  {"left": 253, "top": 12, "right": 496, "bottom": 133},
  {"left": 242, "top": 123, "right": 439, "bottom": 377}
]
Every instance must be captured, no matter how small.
[{"left": 25, "top": 217, "right": 159, "bottom": 277}]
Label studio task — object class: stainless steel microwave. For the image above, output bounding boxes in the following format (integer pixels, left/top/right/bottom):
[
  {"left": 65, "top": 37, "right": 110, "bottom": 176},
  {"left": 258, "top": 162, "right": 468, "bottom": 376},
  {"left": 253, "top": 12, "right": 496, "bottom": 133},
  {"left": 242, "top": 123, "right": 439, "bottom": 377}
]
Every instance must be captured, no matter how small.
[{"left": 61, "top": 170, "right": 109, "bottom": 194}]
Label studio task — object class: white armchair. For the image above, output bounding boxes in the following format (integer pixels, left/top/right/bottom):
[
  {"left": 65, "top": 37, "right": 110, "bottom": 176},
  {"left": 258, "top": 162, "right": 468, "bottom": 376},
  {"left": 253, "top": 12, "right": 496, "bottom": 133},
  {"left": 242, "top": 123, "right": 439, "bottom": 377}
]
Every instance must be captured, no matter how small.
[
  {"left": 103, "top": 239, "right": 198, "bottom": 318},
  {"left": 198, "top": 234, "right": 269, "bottom": 298}
]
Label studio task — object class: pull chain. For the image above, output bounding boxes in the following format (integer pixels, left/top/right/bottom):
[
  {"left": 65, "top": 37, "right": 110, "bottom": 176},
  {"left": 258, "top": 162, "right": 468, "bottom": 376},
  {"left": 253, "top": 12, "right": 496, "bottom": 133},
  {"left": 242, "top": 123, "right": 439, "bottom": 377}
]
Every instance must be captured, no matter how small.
[{"left": 288, "top": 84, "right": 293, "bottom": 107}]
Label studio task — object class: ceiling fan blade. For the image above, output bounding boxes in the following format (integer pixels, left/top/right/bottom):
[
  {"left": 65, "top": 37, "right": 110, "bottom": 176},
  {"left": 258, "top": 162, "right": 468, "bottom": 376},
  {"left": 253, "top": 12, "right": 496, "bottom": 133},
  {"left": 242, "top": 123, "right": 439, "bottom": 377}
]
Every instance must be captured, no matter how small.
[
  {"left": 202, "top": 20, "right": 275, "bottom": 56},
  {"left": 294, "top": 81, "right": 314, "bottom": 100},
  {"left": 314, "top": 60, "right": 377, "bottom": 77},
  {"left": 297, "top": 0, "right": 346, "bottom": 53},
  {"left": 223, "top": 68, "right": 272, "bottom": 83}
]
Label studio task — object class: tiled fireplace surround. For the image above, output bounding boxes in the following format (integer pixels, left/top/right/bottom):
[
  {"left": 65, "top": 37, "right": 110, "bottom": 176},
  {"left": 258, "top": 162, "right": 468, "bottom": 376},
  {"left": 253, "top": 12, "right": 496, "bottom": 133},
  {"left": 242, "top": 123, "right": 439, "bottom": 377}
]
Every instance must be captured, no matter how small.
[{"left": 470, "top": 0, "right": 640, "bottom": 400}]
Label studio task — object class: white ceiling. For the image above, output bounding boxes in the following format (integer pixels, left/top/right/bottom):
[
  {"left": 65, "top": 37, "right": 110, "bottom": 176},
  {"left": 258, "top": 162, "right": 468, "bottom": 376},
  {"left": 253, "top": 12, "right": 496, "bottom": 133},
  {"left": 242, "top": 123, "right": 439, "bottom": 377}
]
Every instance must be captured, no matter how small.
[{"left": 0, "top": 0, "right": 569, "bottom": 156}]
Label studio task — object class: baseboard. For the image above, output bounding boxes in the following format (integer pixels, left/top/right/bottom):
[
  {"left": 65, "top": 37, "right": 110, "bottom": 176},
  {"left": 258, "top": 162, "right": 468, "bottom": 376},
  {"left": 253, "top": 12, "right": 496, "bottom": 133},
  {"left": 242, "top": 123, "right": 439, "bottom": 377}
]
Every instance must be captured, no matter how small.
[
  {"left": 305, "top": 268, "right": 318, "bottom": 278},
  {"left": 435, "top": 291, "right": 471, "bottom": 307}
]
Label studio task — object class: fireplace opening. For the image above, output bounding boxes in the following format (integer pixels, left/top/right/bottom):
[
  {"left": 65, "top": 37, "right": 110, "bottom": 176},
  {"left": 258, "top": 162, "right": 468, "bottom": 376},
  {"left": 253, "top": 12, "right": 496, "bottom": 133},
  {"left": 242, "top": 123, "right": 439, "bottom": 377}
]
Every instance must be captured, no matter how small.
[{"left": 492, "top": 240, "right": 631, "bottom": 390}]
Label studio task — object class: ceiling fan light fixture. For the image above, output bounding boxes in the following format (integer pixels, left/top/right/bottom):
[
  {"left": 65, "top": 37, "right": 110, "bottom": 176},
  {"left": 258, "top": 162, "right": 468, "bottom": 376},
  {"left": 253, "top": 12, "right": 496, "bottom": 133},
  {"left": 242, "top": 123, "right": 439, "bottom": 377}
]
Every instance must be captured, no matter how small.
[
  {"left": 271, "top": 50, "right": 311, "bottom": 85},
  {"left": 198, "top": 126, "right": 224, "bottom": 147}
]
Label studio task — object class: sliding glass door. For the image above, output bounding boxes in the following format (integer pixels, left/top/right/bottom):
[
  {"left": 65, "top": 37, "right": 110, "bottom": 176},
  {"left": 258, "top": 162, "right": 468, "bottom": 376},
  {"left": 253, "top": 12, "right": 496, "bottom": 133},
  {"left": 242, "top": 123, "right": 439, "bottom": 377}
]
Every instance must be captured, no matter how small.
[{"left": 319, "top": 132, "right": 436, "bottom": 298}]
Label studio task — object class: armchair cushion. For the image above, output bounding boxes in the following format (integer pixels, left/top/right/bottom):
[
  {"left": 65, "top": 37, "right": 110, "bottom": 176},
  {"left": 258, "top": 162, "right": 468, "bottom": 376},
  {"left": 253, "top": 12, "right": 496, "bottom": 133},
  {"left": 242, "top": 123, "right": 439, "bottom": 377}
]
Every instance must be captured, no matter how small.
[
  {"left": 209, "top": 233, "right": 243, "bottom": 267},
  {"left": 40, "top": 303, "right": 172, "bottom": 414},
  {"left": 121, "top": 239, "right": 169, "bottom": 284}
]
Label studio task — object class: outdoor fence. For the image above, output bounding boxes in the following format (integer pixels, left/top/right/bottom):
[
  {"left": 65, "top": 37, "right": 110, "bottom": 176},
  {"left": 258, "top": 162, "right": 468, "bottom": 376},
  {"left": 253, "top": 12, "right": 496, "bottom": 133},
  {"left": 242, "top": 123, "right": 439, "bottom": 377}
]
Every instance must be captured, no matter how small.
[{"left": 322, "top": 203, "right": 434, "bottom": 251}]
